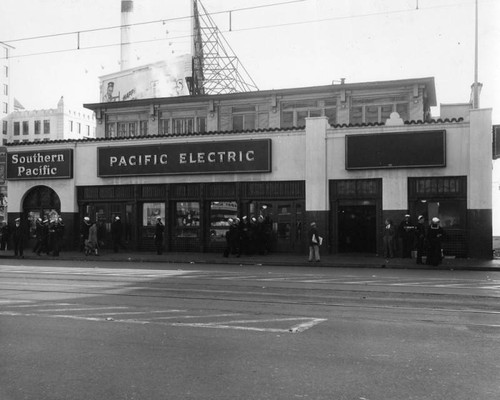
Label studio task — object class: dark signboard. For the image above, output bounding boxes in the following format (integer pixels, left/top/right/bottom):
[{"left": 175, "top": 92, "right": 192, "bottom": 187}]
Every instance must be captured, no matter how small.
[
  {"left": 346, "top": 130, "right": 446, "bottom": 170},
  {"left": 98, "top": 139, "right": 272, "bottom": 177},
  {"left": 7, "top": 149, "right": 73, "bottom": 180}
]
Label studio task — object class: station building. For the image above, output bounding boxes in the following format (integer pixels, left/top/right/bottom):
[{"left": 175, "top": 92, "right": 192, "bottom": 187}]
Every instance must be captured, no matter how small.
[{"left": 5, "top": 77, "right": 493, "bottom": 258}]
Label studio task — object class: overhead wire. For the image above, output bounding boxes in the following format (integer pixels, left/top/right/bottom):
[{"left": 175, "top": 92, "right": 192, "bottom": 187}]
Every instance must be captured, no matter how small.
[{"left": 0, "top": 0, "right": 489, "bottom": 61}]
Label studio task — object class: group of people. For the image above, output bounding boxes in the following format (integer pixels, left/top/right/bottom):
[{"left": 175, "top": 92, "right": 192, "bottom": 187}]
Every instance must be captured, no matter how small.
[
  {"left": 0, "top": 217, "right": 66, "bottom": 258},
  {"left": 223, "top": 215, "right": 274, "bottom": 258},
  {"left": 383, "top": 214, "right": 445, "bottom": 266}
]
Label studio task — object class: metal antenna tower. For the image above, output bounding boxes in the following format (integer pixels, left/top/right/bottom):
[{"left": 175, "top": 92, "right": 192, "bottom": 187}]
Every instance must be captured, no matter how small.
[{"left": 191, "top": 0, "right": 259, "bottom": 95}]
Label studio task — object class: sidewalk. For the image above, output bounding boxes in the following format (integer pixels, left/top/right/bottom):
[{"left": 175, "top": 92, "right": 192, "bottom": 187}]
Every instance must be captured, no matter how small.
[{"left": 1, "top": 249, "right": 500, "bottom": 271}]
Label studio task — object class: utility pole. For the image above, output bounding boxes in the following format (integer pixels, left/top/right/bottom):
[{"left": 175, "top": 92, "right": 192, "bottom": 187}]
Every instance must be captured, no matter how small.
[{"left": 472, "top": 0, "right": 479, "bottom": 108}]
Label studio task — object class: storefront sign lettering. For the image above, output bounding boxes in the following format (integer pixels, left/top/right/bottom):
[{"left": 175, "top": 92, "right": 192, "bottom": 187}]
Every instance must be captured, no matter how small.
[
  {"left": 98, "top": 140, "right": 271, "bottom": 177},
  {"left": 7, "top": 149, "right": 73, "bottom": 180}
]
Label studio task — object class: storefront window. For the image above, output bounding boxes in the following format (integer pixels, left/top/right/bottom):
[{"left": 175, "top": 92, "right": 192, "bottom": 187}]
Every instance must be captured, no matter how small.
[
  {"left": 175, "top": 202, "right": 200, "bottom": 237},
  {"left": 415, "top": 200, "right": 465, "bottom": 228},
  {"left": 143, "top": 203, "right": 165, "bottom": 226},
  {"left": 210, "top": 201, "right": 238, "bottom": 243}
]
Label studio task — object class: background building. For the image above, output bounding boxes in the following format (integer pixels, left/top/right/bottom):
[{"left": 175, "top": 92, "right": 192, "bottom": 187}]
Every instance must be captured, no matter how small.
[
  {"left": 4, "top": 96, "right": 96, "bottom": 143},
  {"left": 1, "top": 41, "right": 14, "bottom": 145}
]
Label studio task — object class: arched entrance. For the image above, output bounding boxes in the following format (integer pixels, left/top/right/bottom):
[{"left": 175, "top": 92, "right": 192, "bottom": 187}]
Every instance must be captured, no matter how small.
[{"left": 22, "top": 186, "right": 61, "bottom": 244}]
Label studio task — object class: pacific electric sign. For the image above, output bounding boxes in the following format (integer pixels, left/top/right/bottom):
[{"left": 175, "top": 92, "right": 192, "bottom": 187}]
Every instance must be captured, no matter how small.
[
  {"left": 7, "top": 149, "right": 73, "bottom": 180},
  {"left": 97, "top": 139, "right": 272, "bottom": 177}
]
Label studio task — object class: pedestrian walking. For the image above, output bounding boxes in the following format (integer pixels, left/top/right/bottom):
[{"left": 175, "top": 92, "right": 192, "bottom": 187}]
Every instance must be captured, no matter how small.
[
  {"left": 80, "top": 216, "right": 91, "bottom": 252},
  {"left": 383, "top": 218, "right": 396, "bottom": 259},
  {"left": 12, "top": 218, "right": 26, "bottom": 258},
  {"left": 85, "top": 221, "right": 99, "bottom": 256},
  {"left": 415, "top": 215, "right": 427, "bottom": 264},
  {"left": 308, "top": 222, "right": 321, "bottom": 262},
  {"left": 154, "top": 216, "right": 165, "bottom": 255},
  {"left": 426, "top": 217, "right": 444, "bottom": 266}
]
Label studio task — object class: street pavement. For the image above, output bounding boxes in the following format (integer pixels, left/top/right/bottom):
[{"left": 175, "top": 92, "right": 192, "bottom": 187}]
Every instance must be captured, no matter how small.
[{"left": 1, "top": 247, "right": 500, "bottom": 271}]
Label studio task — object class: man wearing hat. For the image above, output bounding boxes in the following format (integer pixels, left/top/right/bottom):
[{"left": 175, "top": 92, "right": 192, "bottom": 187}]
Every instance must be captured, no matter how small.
[
  {"left": 154, "top": 216, "right": 165, "bottom": 255},
  {"left": 111, "top": 216, "right": 123, "bottom": 253},
  {"left": 80, "top": 216, "right": 92, "bottom": 252},
  {"left": 398, "top": 214, "right": 416, "bottom": 258},
  {"left": 308, "top": 221, "right": 321, "bottom": 262},
  {"left": 12, "top": 217, "right": 26, "bottom": 258},
  {"left": 426, "top": 217, "right": 444, "bottom": 266},
  {"left": 415, "top": 215, "right": 427, "bottom": 265}
]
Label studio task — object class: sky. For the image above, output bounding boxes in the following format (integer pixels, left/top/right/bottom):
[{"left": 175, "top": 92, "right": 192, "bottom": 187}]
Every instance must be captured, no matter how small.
[{"left": 0, "top": 0, "right": 499, "bottom": 122}]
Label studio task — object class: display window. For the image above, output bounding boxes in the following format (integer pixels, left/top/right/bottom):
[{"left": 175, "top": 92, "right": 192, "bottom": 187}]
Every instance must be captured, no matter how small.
[
  {"left": 143, "top": 203, "right": 165, "bottom": 226},
  {"left": 174, "top": 202, "right": 200, "bottom": 237},
  {"left": 209, "top": 201, "right": 238, "bottom": 243}
]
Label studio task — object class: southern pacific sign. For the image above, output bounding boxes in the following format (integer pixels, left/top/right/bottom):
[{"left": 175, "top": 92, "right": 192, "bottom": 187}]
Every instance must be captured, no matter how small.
[
  {"left": 7, "top": 149, "right": 73, "bottom": 180},
  {"left": 97, "top": 139, "right": 272, "bottom": 177}
]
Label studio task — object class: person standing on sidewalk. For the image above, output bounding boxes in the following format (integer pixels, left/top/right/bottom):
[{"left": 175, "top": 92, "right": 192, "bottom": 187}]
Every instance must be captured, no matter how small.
[
  {"left": 12, "top": 218, "right": 26, "bottom": 259},
  {"left": 415, "top": 215, "right": 427, "bottom": 265},
  {"left": 426, "top": 217, "right": 444, "bottom": 266},
  {"left": 111, "top": 216, "right": 123, "bottom": 253},
  {"left": 308, "top": 222, "right": 321, "bottom": 262},
  {"left": 383, "top": 219, "right": 396, "bottom": 259},
  {"left": 154, "top": 216, "right": 165, "bottom": 255}
]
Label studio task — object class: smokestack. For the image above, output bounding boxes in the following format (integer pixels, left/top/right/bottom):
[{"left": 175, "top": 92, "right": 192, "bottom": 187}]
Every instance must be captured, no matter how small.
[{"left": 120, "top": 0, "right": 134, "bottom": 71}]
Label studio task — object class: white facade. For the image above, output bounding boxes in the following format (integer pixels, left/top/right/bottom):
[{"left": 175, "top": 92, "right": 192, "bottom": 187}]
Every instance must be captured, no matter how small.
[
  {"left": 1, "top": 42, "right": 14, "bottom": 144},
  {"left": 4, "top": 96, "right": 96, "bottom": 143}
]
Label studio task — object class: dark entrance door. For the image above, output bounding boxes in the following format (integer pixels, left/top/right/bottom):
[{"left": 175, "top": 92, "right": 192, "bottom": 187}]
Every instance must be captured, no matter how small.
[
  {"left": 337, "top": 204, "right": 377, "bottom": 253},
  {"left": 249, "top": 200, "right": 304, "bottom": 253}
]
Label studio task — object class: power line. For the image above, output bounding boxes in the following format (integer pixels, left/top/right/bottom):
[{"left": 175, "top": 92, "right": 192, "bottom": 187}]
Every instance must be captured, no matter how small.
[
  {"left": 1, "top": 0, "right": 306, "bottom": 44},
  {"left": 0, "top": 0, "right": 488, "bottom": 61}
]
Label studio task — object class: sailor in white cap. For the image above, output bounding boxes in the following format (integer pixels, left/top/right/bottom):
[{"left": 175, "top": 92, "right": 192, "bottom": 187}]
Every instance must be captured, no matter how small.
[
  {"left": 427, "top": 217, "right": 444, "bottom": 266},
  {"left": 415, "top": 215, "right": 426, "bottom": 265}
]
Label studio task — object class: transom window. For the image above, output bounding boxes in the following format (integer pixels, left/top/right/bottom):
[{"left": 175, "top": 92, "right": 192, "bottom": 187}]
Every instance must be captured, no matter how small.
[
  {"left": 105, "top": 119, "right": 148, "bottom": 138},
  {"left": 232, "top": 106, "right": 256, "bottom": 131},
  {"left": 281, "top": 99, "right": 337, "bottom": 128},
  {"left": 160, "top": 115, "right": 206, "bottom": 135},
  {"left": 350, "top": 96, "right": 409, "bottom": 124}
]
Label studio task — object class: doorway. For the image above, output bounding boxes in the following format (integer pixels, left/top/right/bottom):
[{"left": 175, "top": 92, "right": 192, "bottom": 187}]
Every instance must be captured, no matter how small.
[
  {"left": 337, "top": 204, "right": 377, "bottom": 253},
  {"left": 23, "top": 185, "right": 61, "bottom": 247},
  {"left": 248, "top": 200, "right": 304, "bottom": 253}
]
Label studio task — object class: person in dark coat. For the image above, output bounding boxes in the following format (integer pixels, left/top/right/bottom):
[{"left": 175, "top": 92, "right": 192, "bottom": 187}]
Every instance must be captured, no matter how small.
[
  {"left": 223, "top": 218, "right": 240, "bottom": 257},
  {"left": 80, "top": 216, "right": 91, "bottom": 252},
  {"left": 426, "top": 217, "right": 444, "bottom": 266},
  {"left": 50, "top": 217, "right": 65, "bottom": 257},
  {"left": 154, "top": 217, "right": 165, "bottom": 255},
  {"left": 0, "top": 221, "right": 10, "bottom": 251},
  {"left": 415, "top": 215, "right": 427, "bottom": 265},
  {"left": 12, "top": 218, "right": 26, "bottom": 258},
  {"left": 383, "top": 219, "right": 396, "bottom": 259},
  {"left": 308, "top": 221, "right": 321, "bottom": 262},
  {"left": 398, "top": 214, "right": 416, "bottom": 258},
  {"left": 32, "top": 218, "right": 44, "bottom": 254},
  {"left": 111, "top": 216, "right": 123, "bottom": 253},
  {"left": 37, "top": 219, "right": 50, "bottom": 255}
]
